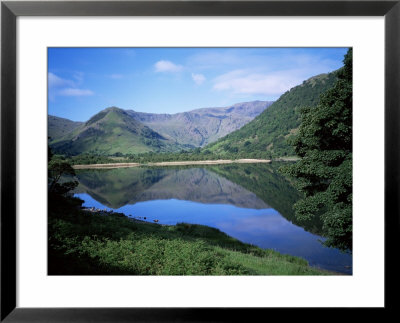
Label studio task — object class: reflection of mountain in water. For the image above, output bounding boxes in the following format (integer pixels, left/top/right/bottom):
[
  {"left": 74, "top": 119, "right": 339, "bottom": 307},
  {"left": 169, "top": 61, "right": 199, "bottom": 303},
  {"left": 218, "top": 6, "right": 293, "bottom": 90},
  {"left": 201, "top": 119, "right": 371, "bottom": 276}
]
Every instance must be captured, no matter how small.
[
  {"left": 206, "top": 163, "right": 324, "bottom": 235},
  {"left": 75, "top": 167, "right": 270, "bottom": 210}
]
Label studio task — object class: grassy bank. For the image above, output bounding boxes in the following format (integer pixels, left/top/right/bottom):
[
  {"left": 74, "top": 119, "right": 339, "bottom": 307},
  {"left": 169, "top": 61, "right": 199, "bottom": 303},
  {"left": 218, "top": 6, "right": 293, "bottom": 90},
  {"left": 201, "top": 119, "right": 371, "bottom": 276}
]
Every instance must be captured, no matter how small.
[{"left": 49, "top": 196, "right": 330, "bottom": 275}]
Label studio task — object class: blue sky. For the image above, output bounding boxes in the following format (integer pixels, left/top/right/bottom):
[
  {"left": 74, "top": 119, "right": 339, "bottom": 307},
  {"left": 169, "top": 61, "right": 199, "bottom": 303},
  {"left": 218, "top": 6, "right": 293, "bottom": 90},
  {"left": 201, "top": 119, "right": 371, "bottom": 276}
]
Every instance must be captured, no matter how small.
[{"left": 48, "top": 47, "right": 349, "bottom": 121}]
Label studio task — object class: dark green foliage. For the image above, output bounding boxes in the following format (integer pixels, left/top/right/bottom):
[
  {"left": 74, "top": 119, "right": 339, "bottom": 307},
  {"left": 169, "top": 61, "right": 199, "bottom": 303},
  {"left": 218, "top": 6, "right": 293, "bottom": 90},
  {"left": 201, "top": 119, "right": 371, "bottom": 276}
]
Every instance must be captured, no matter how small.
[
  {"left": 205, "top": 72, "right": 338, "bottom": 158},
  {"left": 48, "top": 140, "right": 53, "bottom": 162},
  {"left": 48, "top": 154, "right": 78, "bottom": 194},
  {"left": 126, "top": 150, "right": 222, "bottom": 163},
  {"left": 66, "top": 154, "right": 116, "bottom": 165},
  {"left": 282, "top": 49, "right": 352, "bottom": 252}
]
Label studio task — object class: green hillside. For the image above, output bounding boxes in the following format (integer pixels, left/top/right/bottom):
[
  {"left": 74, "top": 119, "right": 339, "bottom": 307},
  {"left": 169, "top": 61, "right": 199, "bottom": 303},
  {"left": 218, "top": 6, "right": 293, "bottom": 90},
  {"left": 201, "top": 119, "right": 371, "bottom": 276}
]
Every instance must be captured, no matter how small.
[
  {"left": 205, "top": 71, "right": 339, "bottom": 158},
  {"left": 48, "top": 115, "right": 83, "bottom": 141},
  {"left": 50, "top": 107, "right": 185, "bottom": 155}
]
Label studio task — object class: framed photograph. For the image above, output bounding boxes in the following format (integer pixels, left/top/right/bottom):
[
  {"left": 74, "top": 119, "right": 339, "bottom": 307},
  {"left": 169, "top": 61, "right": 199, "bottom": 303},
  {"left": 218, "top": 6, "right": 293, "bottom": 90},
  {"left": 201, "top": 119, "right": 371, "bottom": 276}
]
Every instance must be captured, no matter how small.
[{"left": 1, "top": 0, "right": 398, "bottom": 321}]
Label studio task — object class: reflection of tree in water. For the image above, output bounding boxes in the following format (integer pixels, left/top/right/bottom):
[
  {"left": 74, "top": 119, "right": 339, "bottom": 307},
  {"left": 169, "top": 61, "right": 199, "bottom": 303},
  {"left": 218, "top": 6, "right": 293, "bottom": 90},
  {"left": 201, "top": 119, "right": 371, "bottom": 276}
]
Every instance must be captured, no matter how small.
[{"left": 206, "top": 163, "right": 324, "bottom": 236}]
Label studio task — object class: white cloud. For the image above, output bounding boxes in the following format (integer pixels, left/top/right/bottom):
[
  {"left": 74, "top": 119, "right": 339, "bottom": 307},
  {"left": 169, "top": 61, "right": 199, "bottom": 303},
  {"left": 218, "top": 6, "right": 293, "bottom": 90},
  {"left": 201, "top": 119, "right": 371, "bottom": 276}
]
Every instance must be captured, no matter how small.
[
  {"left": 154, "top": 60, "right": 183, "bottom": 73},
  {"left": 213, "top": 69, "right": 304, "bottom": 96},
  {"left": 48, "top": 72, "right": 94, "bottom": 98},
  {"left": 48, "top": 72, "right": 75, "bottom": 88},
  {"left": 191, "top": 73, "right": 206, "bottom": 85},
  {"left": 58, "top": 88, "right": 94, "bottom": 96}
]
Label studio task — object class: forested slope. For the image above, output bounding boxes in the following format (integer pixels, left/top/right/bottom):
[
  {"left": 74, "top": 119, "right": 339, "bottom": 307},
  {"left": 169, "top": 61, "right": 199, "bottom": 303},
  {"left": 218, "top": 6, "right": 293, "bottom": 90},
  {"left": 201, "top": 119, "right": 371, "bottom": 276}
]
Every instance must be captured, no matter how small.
[{"left": 205, "top": 71, "right": 339, "bottom": 158}]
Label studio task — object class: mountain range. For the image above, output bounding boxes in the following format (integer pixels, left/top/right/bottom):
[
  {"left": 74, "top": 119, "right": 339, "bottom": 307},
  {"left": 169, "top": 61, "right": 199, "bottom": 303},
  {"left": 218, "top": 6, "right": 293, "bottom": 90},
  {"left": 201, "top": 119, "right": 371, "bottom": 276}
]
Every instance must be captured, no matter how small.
[
  {"left": 49, "top": 68, "right": 340, "bottom": 157},
  {"left": 48, "top": 101, "right": 273, "bottom": 155}
]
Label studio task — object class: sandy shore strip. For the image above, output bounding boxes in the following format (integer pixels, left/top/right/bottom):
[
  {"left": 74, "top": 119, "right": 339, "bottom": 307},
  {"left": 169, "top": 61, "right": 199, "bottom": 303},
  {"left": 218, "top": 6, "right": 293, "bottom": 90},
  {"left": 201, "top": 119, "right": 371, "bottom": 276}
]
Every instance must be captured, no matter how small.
[
  {"left": 73, "top": 162, "right": 141, "bottom": 169},
  {"left": 72, "top": 159, "right": 271, "bottom": 169},
  {"left": 234, "top": 159, "right": 272, "bottom": 164},
  {"left": 273, "top": 156, "right": 300, "bottom": 162},
  {"left": 146, "top": 159, "right": 271, "bottom": 167}
]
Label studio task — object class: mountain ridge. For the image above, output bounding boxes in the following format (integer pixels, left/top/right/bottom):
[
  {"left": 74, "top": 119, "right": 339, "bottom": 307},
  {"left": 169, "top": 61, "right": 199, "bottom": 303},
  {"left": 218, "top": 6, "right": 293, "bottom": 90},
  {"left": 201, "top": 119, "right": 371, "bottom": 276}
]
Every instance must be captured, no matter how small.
[
  {"left": 126, "top": 100, "right": 273, "bottom": 147},
  {"left": 49, "top": 100, "right": 273, "bottom": 154}
]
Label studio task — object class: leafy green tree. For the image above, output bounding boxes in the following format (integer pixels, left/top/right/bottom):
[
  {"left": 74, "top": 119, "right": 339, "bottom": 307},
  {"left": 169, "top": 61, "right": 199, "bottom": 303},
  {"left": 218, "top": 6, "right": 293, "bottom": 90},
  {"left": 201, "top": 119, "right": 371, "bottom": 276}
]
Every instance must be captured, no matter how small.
[{"left": 282, "top": 49, "right": 352, "bottom": 252}]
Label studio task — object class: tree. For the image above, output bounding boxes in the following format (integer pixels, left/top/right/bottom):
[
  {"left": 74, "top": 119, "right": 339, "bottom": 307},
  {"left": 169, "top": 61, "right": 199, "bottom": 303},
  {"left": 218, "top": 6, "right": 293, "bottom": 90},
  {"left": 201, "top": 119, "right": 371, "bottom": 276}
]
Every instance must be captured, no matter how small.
[
  {"left": 282, "top": 49, "right": 352, "bottom": 252},
  {"left": 48, "top": 152, "right": 78, "bottom": 195}
]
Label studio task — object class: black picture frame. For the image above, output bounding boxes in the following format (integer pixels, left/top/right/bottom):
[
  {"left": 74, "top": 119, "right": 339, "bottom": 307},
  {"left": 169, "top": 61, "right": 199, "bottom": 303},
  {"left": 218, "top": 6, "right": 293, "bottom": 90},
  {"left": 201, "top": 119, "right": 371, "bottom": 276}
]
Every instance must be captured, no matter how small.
[{"left": 1, "top": 0, "right": 398, "bottom": 321}]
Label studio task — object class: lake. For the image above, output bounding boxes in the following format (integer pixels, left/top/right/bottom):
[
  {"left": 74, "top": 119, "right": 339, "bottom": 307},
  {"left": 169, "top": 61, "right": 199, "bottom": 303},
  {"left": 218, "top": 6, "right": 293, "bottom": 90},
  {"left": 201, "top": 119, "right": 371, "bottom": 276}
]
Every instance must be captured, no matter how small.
[{"left": 73, "top": 163, "right": 352, "bottom": 274}]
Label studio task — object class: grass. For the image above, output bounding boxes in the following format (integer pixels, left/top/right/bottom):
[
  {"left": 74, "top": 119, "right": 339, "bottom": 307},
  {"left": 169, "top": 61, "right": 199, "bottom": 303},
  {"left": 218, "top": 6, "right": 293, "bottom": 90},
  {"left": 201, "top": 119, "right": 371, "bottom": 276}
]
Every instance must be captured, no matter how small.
[{"left": 48, "top": 196, "right": 331, "bottom": 276}]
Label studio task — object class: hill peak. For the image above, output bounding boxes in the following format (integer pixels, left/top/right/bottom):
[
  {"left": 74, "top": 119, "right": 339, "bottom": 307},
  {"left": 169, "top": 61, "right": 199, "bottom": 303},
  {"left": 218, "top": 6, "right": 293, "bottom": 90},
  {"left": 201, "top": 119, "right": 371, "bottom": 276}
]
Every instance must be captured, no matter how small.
[{"left": 104, "top": 106, "right": 123, "bottom": 112}]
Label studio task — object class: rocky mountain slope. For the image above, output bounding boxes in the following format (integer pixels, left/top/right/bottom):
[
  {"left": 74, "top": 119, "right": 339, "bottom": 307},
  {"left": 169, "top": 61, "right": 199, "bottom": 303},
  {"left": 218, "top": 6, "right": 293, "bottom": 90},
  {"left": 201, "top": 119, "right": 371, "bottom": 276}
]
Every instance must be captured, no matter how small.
[{"left": 126, "top": 101, "right": 273, "bottom": 147}]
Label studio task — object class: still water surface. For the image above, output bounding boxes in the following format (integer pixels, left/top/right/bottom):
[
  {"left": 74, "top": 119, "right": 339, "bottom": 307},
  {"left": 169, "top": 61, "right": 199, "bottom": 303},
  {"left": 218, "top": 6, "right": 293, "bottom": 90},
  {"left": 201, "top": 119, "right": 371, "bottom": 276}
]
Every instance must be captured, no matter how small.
[{"left": 74, "top": 164, "right": 352, "bottom": 274}]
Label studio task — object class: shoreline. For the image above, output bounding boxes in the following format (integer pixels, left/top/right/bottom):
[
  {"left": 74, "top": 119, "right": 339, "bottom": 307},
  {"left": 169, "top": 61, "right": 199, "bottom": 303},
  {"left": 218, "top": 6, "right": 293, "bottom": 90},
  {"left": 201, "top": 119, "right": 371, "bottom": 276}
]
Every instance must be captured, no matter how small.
[{"left": 72, "top": 159, "right": 271, "bottom": 169}]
